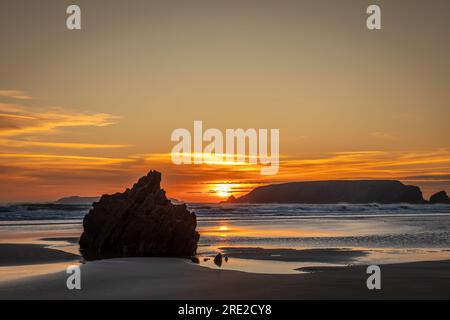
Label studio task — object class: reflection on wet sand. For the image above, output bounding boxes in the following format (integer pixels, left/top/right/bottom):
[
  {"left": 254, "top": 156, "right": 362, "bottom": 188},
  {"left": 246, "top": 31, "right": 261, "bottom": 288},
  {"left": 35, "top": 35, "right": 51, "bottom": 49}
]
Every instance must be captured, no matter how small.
[
  {"left": 0, "top": 237, "right": 81, "bottom": 282},
  {"left": 0, "top": 261, "right": 79, "bottom": 283},
  {"left": 199, "top": 223, "right": 342, "bottom": 238}
]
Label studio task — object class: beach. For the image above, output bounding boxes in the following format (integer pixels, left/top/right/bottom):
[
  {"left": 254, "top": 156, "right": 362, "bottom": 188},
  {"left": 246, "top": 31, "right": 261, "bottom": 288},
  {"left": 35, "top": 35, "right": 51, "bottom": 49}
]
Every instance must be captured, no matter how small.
[
  {"left": 1, "top": 242, "right": 450, "bottom": 299},
  {"left": 2, "top": 0, "right": 450, "bottom": 303},
  {"left": 1, "top": 202, "right": 450, "bottom": 299}
]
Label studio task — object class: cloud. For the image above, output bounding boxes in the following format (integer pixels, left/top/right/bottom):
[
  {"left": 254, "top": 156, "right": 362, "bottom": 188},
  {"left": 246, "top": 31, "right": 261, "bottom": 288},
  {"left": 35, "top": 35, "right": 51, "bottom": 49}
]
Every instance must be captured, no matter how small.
[
  {"left": 0, "top": 104, "right": 119, "bottom": 137},
  {"left": 0, "top": 139, "right": 127, "bottom": 149},
  {"left": 278, "top": 150, "right": 450, "bottom": 181},
  {"left": 403, "top": 174, "right": 450, "bottom": 181},
  {"left": 0, "top": 95, "right": 124, "bottom": 149},
  {"left": 1, "top": 148, "right": 450, "bottom": 202},
  {"left": 0, "top": 153, "right": 134, "bottom": 168},
  {"left": 0, "top": 90, "right": 32, "bottom": 100},
  {"left": 0, "top": 93, "right": 448, "bottom": 201}
]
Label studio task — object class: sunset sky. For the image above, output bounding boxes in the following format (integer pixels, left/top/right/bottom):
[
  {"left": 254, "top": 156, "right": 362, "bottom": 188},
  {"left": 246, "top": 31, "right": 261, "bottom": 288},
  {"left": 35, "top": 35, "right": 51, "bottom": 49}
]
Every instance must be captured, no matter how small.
[{"left": 1, "top": 0, "right": 450, "bottom": 202}]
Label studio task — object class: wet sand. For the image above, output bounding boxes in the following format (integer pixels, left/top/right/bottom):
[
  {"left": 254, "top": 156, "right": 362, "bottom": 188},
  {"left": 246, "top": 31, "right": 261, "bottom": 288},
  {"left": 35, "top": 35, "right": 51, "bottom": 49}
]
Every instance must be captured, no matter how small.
[
  {"left": 219, "top": 247, "right": 368, "bottom": 263},
  {"left": 1, "top": 238, "right": 449, "bottom": 300},
  {"left": 0, "top": 244, "right": 80, "bottom": 267},
  {"left": 39, "top": 237, "right": 80, "bottom": 245},
  {"left": 0, "top": 257, "right": 450, "bottom": 300}
]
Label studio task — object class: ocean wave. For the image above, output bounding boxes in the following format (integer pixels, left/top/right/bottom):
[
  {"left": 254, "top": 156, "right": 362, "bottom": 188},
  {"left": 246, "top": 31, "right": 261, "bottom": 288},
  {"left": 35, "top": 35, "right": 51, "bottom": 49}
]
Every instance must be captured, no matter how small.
[
  {"left": 0, "top": 203, "right": 91, "bottom": 221},
  {"left": 1, "top": 202, "right": 450, "bottom": 222},
  {"left": 189, "top": 203, "right": 450, "bottom": 217}
]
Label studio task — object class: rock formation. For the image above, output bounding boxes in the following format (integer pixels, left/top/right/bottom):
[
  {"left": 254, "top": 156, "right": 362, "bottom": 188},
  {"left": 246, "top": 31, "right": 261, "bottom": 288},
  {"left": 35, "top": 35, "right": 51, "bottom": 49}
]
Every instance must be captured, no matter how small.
[
  {"left": 56, "top": 196, "right": 100, "bottom": 205},
  {"left": 227, "top": 180, "right": 426, "bottom": 204},
  {"left": 79, "top": 171, "right": 199, "bottom": 260},
  {"left": 429, "top": 191, "right": 450, "bottom": 204},
  {"left": 214, "top": 253, "right": 223, "bottom": 267}
]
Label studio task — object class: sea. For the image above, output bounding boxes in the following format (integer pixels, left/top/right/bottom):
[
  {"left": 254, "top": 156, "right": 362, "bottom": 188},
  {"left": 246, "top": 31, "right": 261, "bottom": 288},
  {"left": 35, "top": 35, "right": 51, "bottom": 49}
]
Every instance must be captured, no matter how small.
[{"left": 1, "top": 202, "right": 450, "bottom": 273}]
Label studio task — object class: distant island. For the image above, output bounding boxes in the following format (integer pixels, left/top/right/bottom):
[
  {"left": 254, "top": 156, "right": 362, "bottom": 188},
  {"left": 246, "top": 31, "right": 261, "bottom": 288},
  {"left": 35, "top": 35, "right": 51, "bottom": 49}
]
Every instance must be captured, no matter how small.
[
  {"left": 55, "top": 196, "right": 100, "bottom": 205},
  {"left": 225, "top": 180, "right": 450, "bottom": 204},
  {"left": 56, "top": 195, "right": 183, "bottom": 205}
]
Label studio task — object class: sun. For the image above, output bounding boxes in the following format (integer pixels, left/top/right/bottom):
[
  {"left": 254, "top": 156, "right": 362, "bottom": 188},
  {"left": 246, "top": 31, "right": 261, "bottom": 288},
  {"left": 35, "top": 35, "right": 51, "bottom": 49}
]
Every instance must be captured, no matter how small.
[{"left": 214, "top": 184, "right": 232, "bottom": 198}]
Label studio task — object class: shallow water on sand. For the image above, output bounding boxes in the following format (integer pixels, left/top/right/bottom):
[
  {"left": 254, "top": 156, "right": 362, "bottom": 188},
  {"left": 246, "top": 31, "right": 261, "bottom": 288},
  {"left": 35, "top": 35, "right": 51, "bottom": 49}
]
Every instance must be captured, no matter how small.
[
  {"left": 192, "top": 203, "right": 450, "bottom": 249},
  {"left": 192, "top": 203, "right": 450, "bottom": 273},
  {"left": 1, "top": 203, "right": 450, "bottom": 275}
]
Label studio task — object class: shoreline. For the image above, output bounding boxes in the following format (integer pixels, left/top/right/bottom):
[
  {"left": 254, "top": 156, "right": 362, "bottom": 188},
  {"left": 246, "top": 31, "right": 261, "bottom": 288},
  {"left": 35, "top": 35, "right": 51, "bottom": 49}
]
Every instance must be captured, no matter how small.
[
  {"left": 1, "top": 257, "right": 450, "bottom": 299},
  {"left": 1, "top": 211, "right": 450, "bottom": 300},
  {"left": 2, "top": 234, "right": 450, "bottom": 279}
]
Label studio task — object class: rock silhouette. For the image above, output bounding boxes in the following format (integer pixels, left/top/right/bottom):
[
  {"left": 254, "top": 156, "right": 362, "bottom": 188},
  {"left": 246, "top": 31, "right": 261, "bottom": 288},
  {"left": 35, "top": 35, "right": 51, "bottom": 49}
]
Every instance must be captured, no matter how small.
[
  {"left": 429, "top": 191, "right": 450, "bottom": 204},
  {"left": 79, "top": 171, "right": 199, "bottom": 260},
  {"left": 190, "top": 257, "right": 200, "bottom": 264},
  {"left": 226, "top": 180, "right": 426, "bottom": 204},
  {"left": 214, "top": 253, "right": 223, "bottom": 267},
  {"left": 56, "top": 196, "right": 100, "bottom": 205}
]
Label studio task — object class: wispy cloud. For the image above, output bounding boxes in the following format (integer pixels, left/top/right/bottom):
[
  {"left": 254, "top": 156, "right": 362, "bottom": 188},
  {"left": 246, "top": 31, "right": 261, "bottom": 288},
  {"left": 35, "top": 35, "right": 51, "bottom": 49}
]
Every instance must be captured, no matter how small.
[
  {"left": 1, "top": 148, "right": 450, "bottom": 202},
  {"left": 0, "top": 91, "right": 448, "bottom": 202},
  {"left": 403, "top": 174, "right": 450, "bottom": 181},
  {"left": 0, "top": 153, "right": 134, "bottom": 167},
  {"left": 0, "top": 104, "right": 119, "bottom": 137},
  {"left": 0, "top": 92, "right": 125, "bottom": 149},
  {"left": 134, "top": 150, "right": 450, "bottom": 200},
  {"left": 0, "top": 90, "right": 32, "bottom": 100},
  {"left": 0, "top": 140, "right": 127, "bottom": 149}
]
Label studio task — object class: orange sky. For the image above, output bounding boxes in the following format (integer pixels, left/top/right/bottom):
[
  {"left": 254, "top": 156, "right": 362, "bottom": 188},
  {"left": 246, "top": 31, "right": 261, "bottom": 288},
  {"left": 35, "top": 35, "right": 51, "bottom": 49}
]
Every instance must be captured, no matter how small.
[
  {"left": 0, "top": 98, "right": 449, "bottom": 202},
  {"left": 1, "top": 0, "right": 450, "bottom": 202}
]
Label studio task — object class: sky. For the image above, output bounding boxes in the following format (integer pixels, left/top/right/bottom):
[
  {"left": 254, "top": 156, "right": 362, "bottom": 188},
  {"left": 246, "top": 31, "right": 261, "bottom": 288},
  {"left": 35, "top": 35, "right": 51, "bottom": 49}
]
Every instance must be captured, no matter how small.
[{"left": 1, "top": 0, "right": 450, "bottom": 202}]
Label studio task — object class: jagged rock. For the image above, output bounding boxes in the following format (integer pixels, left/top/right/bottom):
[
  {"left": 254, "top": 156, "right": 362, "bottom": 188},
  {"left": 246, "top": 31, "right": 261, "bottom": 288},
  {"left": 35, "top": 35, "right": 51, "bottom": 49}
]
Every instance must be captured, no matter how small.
[
  {"left": 214, "top": 253, "right": 223, "bottom": 267},
  {"left": 429, "top": 191, "right": 450, "bottom": 204},
  {"left": 79, "top": 170, "right": 199, "bottom": 260}
]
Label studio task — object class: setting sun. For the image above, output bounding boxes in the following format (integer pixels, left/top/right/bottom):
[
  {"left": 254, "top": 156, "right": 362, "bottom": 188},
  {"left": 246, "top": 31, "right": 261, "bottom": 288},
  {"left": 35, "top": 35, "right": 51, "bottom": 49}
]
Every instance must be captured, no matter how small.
[{"left": 214, "top": 184, "right": 232, "bottom": 198}]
